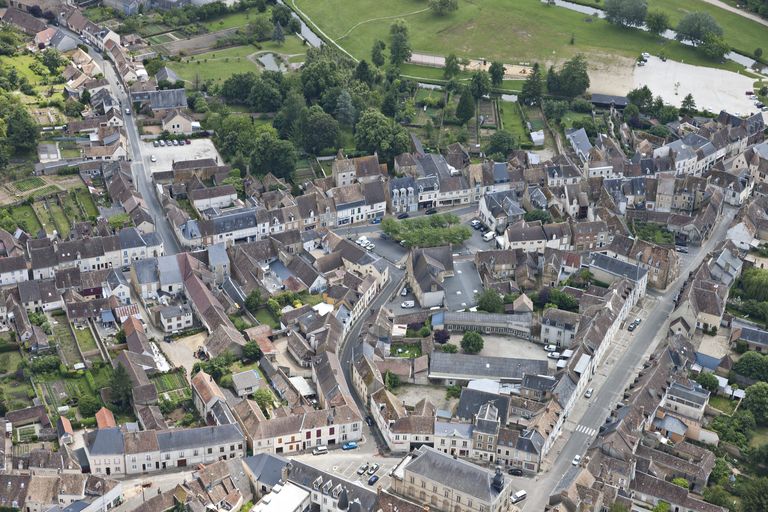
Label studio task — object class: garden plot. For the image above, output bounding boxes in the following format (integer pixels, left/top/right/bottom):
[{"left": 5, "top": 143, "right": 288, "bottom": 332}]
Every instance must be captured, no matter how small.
[{"left": 51, "top": 314, "right": 83, "bottom": 367}]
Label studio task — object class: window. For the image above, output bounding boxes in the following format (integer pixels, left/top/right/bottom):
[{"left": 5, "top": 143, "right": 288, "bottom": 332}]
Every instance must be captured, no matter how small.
[{"left": 220, "top": 447, "right": 225, "bottom": 453}]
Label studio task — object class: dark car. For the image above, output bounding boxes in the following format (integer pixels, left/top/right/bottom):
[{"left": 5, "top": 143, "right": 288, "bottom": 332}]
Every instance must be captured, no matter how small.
[
  {"left": 397, "top": 213, "right": 410, "bottom": 220},
  {"left": 370, "top": 217, "right": 382, "bottom": 225},
  {"left": 365, "top": 416, "right": 374, "bottom": 426},
  {"left": 380, "top": 233, "right": 390, "bottom": 241},
  {"left": 507, "top": 468, "right": 524, "bottom": 476},
  {"left": 367, "top": 475, "right": 379, "bottom": 486},
  {"left": 425, "top": 208, "right": 438, "bottom": 215}
]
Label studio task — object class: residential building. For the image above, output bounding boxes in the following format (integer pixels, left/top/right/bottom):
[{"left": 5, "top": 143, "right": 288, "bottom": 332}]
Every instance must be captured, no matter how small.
[{"left": 540, "top": 308, "right": 581, "bottom": 348}]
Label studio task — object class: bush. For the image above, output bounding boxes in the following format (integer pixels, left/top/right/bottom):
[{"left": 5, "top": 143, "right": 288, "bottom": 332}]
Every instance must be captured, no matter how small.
[
  {"left": 461, "top": 332, "right": 484, "bottom": 354},
  {"left": 571, "top": 98, "right": 593, "bottom": 113},
  {"left": 736, "top": 340, "right": 749, "bottom": 354},
  {"left": 433, "top": 330, "right": 450, "bottom": 344},
  {"left": 418, "top": 326, "right": 431, "bottom": 338}
]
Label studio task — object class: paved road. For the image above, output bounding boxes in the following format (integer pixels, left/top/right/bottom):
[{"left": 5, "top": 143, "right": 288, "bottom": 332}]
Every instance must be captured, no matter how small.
[
  {"left": 522, "top": 205, "right": 737, "bottom": 511},
  {"left": 698, "top": 0, "right": 768, "bottom": 28},
  {"left": 66, "top": 30, "right": 181, "bottom": 255}
]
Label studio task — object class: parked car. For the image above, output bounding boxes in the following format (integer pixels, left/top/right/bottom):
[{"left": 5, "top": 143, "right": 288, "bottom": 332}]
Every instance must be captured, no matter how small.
[
  {"left": 628, "top": 322, "right": 637, "bottom": 332},
  {"left": 425, "top": 208, "right": 438, "bottom": 215},
  {"left": 675, "top": 246, "right": 689, "bottom": 253},
  {"left": 399, "top": 240, "right": 409, "bottom": 247},
  {"left": 342, "top": 441, "right": 358, "bottom": 450},
  {"left": 547, "top": 351, "right": 561, "bottom": 360},
  {"left": 365, "top": 416, "right": 374, "bottom": 426},
  {"left": 150, "top": 155, "right": 157, "bottom": 162},
  {"left": 367, "top": 464, "right": 380, "bottom": 475},
  {"left": 641, "top": 52, "right": 650, "bottom": 59},
  {"left": 507, "top": 468, "right": 524, "bottom": 476},
  {"left": 356, "top": 237, "right": 368, "bottom": 246},
  {"left": 585, "top": 388, "right": 593, "bottom": 399},
  {"left": 401, "top": 301, "right": 415, "bottom": 309},
  {"left": 397, "top": 213, "right": 410, "bottom": 220},
  {"left": 357, "top": 463, "right": 369, "bottom": 475},
  {"left": 159, "top": 140, "right": 166, "bottom": 147},
  {"left": 153, "top": 141, "right": 159, "bottom": 147},
  {"left": 172, "top": 139, "right": 179, "bottom": 146},
  {"left": 747, "top": 90, "right": 755, "bottom": 95},
  {"left": 543, "top": 344, "right": 557, "bottom": 352},
  {"left": 370, "top": 218, "right": 382, "bottom": 225},
  {"left": 470, "top": 220, "right": 481, "bottom": 229},
  {"left": 185, "top": 139, "right": 191, "bottom": 144},
  {"left": 125, "top": 108, "right": 130, "bottom": 115},
  {"left": 479, "top": 225, "right": 489, "bottom": 233},
  {"left": 367, "top": 475, "right": 379, "bottom": 486},
  {"left": 312, "top": 446, "right": 328, "bottom": 456},
  {"left": 572, "top": 455, "right": 581, "bottom": 466},
  {"left": 401, "top": 287, "right": 409, "bottom": 296},
  {"left": 365, "top": 243, "right": 375, "bottom": 251},
  {"left": 380, "top": 233, "right": 391, "bottom": 241}
]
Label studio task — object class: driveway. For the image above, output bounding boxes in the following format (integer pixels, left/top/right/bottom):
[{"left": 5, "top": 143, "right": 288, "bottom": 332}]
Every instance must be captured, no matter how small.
[{"left": 163, "top": 332, "right": 206, "bottom": 374}]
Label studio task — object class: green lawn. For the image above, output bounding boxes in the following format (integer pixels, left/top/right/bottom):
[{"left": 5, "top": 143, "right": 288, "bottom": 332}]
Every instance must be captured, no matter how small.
[
  {"left": 391, "top": 343, "right": 422, "bottom": 358},
  {"left": 51, "top": 314, "right": 82, "bottom": 367},
  {"left": 0, "top": 377, "right": 34, "bottom": 410},
  {"left": 13, "top": 176, "right": 45, "bottom": 192},
  {"left": 0, "top": 55, "right": 44, "bottom": 85},
  {"left": 0, "top": 351, "right": 23, "bottom": 375},
  {"left": 632, "top": 221, "right": 675, "bottom": 245},
  {"left": 32, "top": 203, "right": 56, "bottom": 235},
  {"left": 645, "top": 0, "right": 768, "bottom": 61},
  {"left": 148, "top": 34, "right": 174, "bottom": 45},
  {"left": 295, "top": 0, "right": 748, "bottom": 72},
  {"left": 750, "top": 426, "right": 768, "bottom": 448},
  {"left": 151, "top": 371, "right": 188, "bottom": 393},
  {"left": 203, "top": 7, "right": 265, "bottom": 31},
  {"left": 561, "top": 110, "right": 593, "bottom": 129},
  {"left": 30, "top": 185, "right": 62, "bottom": 199},
  {"left": 73, "top": 326, "right": 97, "bottom": 353},
  {"left": 709, "top": 395, "right": 737, "bottom": 415},
  {"left": 170, "top": 37, "right": 307, "bottom": 84},
  {"left": 498, "top": 101, "right": 531, "bottom": 144},
  {"left": 254, "top": 308, "right": 280, "bottom": 329},
  {"left": 74, "top": 188, "right": 99, "bottom": 218},
  {"left": 48, "top": 202, "right": 70, "bottom": 238},
  {"left": 84, "top": 6, "right": 115, "bottom": 23},
  {"left": 9, "top": 205, "right": 42, "bottom": 234}
]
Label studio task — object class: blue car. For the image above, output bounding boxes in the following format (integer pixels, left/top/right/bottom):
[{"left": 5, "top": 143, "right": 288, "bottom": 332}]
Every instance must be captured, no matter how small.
[
  {"left": 342, "top": 441, "right": 358, "bottom": 450},
  {"left": 370, "top": 218, "right": 382, "bottom": 225},
  {"left": 367, "top": 475, "right": 379, "bottom": 485}
]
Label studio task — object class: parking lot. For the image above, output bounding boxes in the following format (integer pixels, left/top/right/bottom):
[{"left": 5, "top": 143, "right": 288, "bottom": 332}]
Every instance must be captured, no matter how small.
[
  {"left": 143, "top": 138, "right": 223, "bottom": 174},
  {"left": 291, "top": 445, "right": 403, "bottom": 491},
  {"left": 446, "top": 333, "right": 555, "bottom": 369}
]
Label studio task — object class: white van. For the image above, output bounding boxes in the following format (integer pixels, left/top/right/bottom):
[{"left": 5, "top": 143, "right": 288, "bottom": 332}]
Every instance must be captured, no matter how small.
[
  {"left": 312, "top": 446, "right": 328, "bottom": 455},
  {"left": 511, "top": 490, "right": 527, "bottom": 503},
  {"left": 483, "top": 231, "right": 496, "bottom": 242}
]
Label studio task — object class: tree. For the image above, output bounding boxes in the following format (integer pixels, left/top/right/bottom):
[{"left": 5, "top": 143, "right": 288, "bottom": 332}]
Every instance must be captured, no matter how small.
[
  {"left": 627, "top": 85, "right": 654, "bottom": 112},
  {"left": 444, "top": 53, "right": 460, "bottom": 80},
  {"left": 645, "top": 10, "right": 669, "bottom": 36},
  {"left": 694, "top": 371, "right": 718, "bottom": 393},
  {"left": 385, "top": 370, "right": 401, "bottom": 390},
  {"left": 469, "top": 71, "right": 491, "bottom": 99},
  {"left": 434, "top": 329, "right": 450, "bottom": 344},
  {"left": 455, "top": 88, "right": 475, "bottom": 125},
  {"left": 744, "top": 382, "right": 768, "bottom": 424},
  {"left": 520, "top": 62, "right": 543, "bottom": 106},
  {"left": 110, "top": 363, "right": 133, "bottom": 412},
  {"left": 371, "top": 39, "right": 386, "bottom": 67},
  {"left": 297, "top": 105, "right": 339, "bottom": 154},
  {"left": 78, "top": 394, "right": 101, "bottom": 416},
  {"left": 624, "top": 103, "right": 640, "bottom": 124},
  {"left": 675, "top": 12, "right": 723, "bottom": 45},
  {"left": 476, "top": 289, "right": 504, "bottom": 313},
  {"left": 489, "top": 61, "right": 505, "bottom": 87},
  {"left": 652, "top": 502, "right": 670, "bottom": 512},
  {"left": 742, "top": 477, "right": 768, "bottom": 512},
  {"left": 549, "top": 55, "right": 590, "bottom": 98},
  {"left": 248, "top": 78, "right": 282, "bottom": 112},
  {"left": 525, "top": 209, "right": 551, "bottom": 223},
  {"left": 220, "top": 72, "right": 258, "bottom": 104},
  {"left": 245, "top": 290, "right": 261, "bottom": 313},
  {"left": 248, "top": 15, "right": 274, "bottom": 41},
  {"left": 543, "top": 100, "right": 569, "bottom": 122},
  {"left": 756, "top": 48, "right": 764, "bottom": 59},
  {"left": 733, "top": 351, "right": 767, "bottom": 381},
  {"left": 271, "top": 3, "right": 292, "bottom": 27},
  {"left": 353, "top": 60, "right": 374, "bottom": 85},
  {"left": 250, "top": 132, "right": 297, "bottom": 179},
  {"left": 461, "top": 331, "right": 484, "bottom": 354},
  {"left": 4, "top": 102, "right": 38, "bottom": 152},
  {"left": 604, "top": 0, "right": 648, "bottom": 27},
  {"left": 272, "top": 22, "right": 285, "bottom": 44},
  {"left": 709, "top": 458, "right": 730, "bottom": 486},
  {"left": 671, "top": 478, "right": 689, "bottom": 489},
  {"left": 699, "top": 34, "right": 730, "bottom": 61},
  {"left": 80, "top": 89, "right": 91, "bottom": 105},
  {"left": 440, "top": 344, "right": 458, "bottom": 353},
  {"left": 389, "top": 21, "right": 412, "bottom": 66},
  {"left": 300, "top": 57, "right": 343, "bottom": 102},
  {"left": 41, "top": 48, "right": 63, "bottom": 74},
  {"left": 703, "top": 486, "right": 734, "bottom": 510},
  {"left": 115, "top": 329, "right": 126, "bottom": 344},
  {"left": 681, "top": 93, "right": 696, "bottom": 114},
  {"left": 354, "top": 108, "right": 410, "bottom": 161},
  {"left": 429, "top": 0, "right": 458, "bottom": 15},
  {"left": 486, "top": 130, "right": 516, "bottom": 158},
  {"left": 243, "top": 341, "right": 262, "bottom": 362},
  {"left": 335, "top": 89, "right": 356, "bottom": 127},
  {"left": 253, "top": 388, "right": 274, "bottom": 414}
]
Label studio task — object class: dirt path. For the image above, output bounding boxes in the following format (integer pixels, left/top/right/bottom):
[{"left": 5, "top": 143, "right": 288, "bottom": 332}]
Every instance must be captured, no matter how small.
[
  {"left": 337, "top": 8, "right": 430, "bottom": 40},
  {"left": 698, "top": 0, "right": 768, "bottom": 28}
]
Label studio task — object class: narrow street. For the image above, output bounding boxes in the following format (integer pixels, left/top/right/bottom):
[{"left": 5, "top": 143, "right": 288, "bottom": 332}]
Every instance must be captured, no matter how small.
[{"left": 522, "top": 205, "right": 737, "bottom": 511}]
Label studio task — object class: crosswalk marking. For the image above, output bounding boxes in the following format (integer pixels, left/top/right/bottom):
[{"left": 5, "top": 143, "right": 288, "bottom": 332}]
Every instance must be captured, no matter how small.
[{"left": 574, "top": 424, "right": 597, "bottom": 436}]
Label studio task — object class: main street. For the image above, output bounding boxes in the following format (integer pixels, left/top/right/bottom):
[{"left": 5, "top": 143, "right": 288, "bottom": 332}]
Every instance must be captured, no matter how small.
[
  {"left": 522, "top": 205, "right": 737, "bottom": 511},
  {"left": 66, "top": 28, "right": 181, "bottom": 255}
]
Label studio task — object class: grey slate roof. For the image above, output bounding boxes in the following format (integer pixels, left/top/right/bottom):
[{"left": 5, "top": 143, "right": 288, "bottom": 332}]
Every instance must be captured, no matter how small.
[
  {"left": 429, "top": 352, "right": 548, "bottom": 381},
  {"left": 156, "top": 424, "right": 243, "bottom": 452},
  {"left": 84, "top": 427, "right": 124, "bottom": 456},
  {"left": 587, "top": 252, "right": 648, "bottom": 282},
  {"left": 243, "top": 453, "right": 288, "bottom": 487},
  {"left": 455, "top": 388, "right": 509, "bottom": 423},
  {"left": 404, "top": 446, "right": 507, "bottom": 502},
  {"left": 132, "top": 258, "right": 158, "bottom": 285},
  {"left": 737, "top": 326, "right": 768, "bottom": 347}
]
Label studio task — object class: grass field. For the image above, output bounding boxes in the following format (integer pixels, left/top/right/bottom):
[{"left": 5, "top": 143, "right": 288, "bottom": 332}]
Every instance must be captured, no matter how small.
[
  {"left": 148, "top": 34, "right": 174, "bottom": 45},
  {"left": 709, "top": 395, "right": 737, "bottom": 415},
  {"left": 0, "top": 54, "right": 44, "bottom": 85},
  {"left": 750, "top": 426, "right": 768, "bottom": 448},
  {"left": 170, "top": 37, "right": 307, "bottom": 83},
  {"left": 74, "top": 188, "right": 99, "bottom": 218},
  {"left": 30, "top": 185, "right": 62, "bottom": 199},
  {"left": 12, "top": 176, "right": 45, "bottom": 192},
  {"left": 295, "top": 0, "right": 749, "bottom": 72},
  {"left": 48, "top": 202, "right": 70, "bottom": 238},
  {"left": 32, "top": 203, "right": 56, "bottom": 235},
  {"left": 0, "top": 378, "right": 34, "bottom": 410},
  {"left": 498, "top": 101, "right": 531, "bottom": 144},
  {"left": 203, "top": 6, "right": 265, "bottom": 31},
  {"left": 0, "top": 351, "right": 23, "bottom": 375},
  {"left": 74, "top": 326, "right": 97, "bottom": 353},
  {"left": 10, "top": 205, "right": 42, "bottom": 233},
  {"left": 391, "top": 343, "right": 422, "bottom": 358},
  {"left": 254, "top": 308, "right": 280, "bottom": 329},
  {"left": 561, "top": 110, "right": 593, "bottom": 129}
]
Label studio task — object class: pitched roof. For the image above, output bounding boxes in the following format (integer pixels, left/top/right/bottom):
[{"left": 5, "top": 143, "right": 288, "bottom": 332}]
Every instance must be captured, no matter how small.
[{"left": 95, "top": 407, "right": 116, "bottom": 429}]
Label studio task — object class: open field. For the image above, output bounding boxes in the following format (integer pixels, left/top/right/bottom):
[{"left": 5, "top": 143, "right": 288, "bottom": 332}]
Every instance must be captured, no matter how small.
[
  {"left": 32, "top": 203, "right": 56, "bottom": 235},
  {"left": 169, "top": 37, "right": 307, "bottom": 83},
  {"left": 202, "top": 6, "right": 266, "bottom": 31},
  {"left": 52, "top": 313, "right": 82, "bottom": 367},
  {"left": 498, "top": 101, "right": 531, "bottom": 145},
  {"left": 254, "top": 308, "right": 280, "bottom": 329},
  {"left": 48, "top": 202, "right": 70, "bottom": 238},
  {"left": 151, "top": 371, "right": 188, "bottom": 393},
  {"left": 75, "top": 188, "right": 99, "bottom": 217},
  {"left": 10, "top": 205, "right": 42, "bottom": 233},
  {"left": 709, "top": 395, "right": 737, "bottom": 415},
  {"left": 294, "top": 0, "right": 750, "bottom": 73},
  {"left": 74, "top": 326, "right": 97, "bottom": 353},
  {"left": 0, "top": 351, "right": 23, "bottom": 375},
  {"left": 0, "top": 377, "right": 34, "bottom": 410},
  {"left": 11, "top": 177, "right": 45, "bottom": 192}
]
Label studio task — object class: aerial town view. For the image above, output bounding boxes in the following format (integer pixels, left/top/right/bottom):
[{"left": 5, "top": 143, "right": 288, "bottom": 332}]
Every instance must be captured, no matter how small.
[{"left": 0, "top": 0, "right": 767, "bottom": 510}]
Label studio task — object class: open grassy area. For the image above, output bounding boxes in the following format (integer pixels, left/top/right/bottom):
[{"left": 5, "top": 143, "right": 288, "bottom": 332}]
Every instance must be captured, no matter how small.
[
  {"left": 498, "top": 101, "right": 531, "bottom": 144},
  {"left": 391, "top": 343, "right": 422, "bottom": 358},
  {"left": 295, "top": 0, "right": 749, "bottom": 72},
  {"left": 73, "top": 326, "right": 97, "bottom": 353},
  {"left": 709, "top": 395, "right": 737, "bottom": 415},
  {"left": 12, "top": 176, "right": 45, "bottom": 192},
  {"left": 9, "top": 205, "right": 42, "bottom": 234},
  {"left": 30, "top": 185, "right": 63, "bottom": 200},
  {"left": 0, "top": 377, "right": 34, "bottom": 410},
  {"left": 48, "top": 202, "right": 70, "bottom": 238},
  {"left": 750, "top": 426, "right": 768, "bottom": 448},
  {"left": 631, "top": 220, "right": 675, "bottom": 245},
  {"left": 0, "top": 351, "right": 23, "bottom": 375},
  {"left": 170, "top": 37, "right": 307, "bottom": 84},
  {"left": 203, "top": 6, "right": 265, "bottom": 31},
  {"left": 254, "top": 308, "right": 280, "bottom": 329},
  {"left": 561, "top": 110, "right": 593, "bottom": 129},
  {"left": 74, "top": 188, "right": 99, "bottom": 218},
  {"left": 32, "top": 203, "right": 56, "bottom": 235},
  {"left": 84, "top": 6, "right": 115, "bottom": 23}
]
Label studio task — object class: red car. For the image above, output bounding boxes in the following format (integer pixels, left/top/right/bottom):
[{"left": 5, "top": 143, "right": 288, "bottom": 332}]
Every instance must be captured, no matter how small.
[
  {"left": 185, "top": 139, "right": 191, "bottom": 144},
  {"left": 746, "top": 91, "right": 755, "bottom": 95}
]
